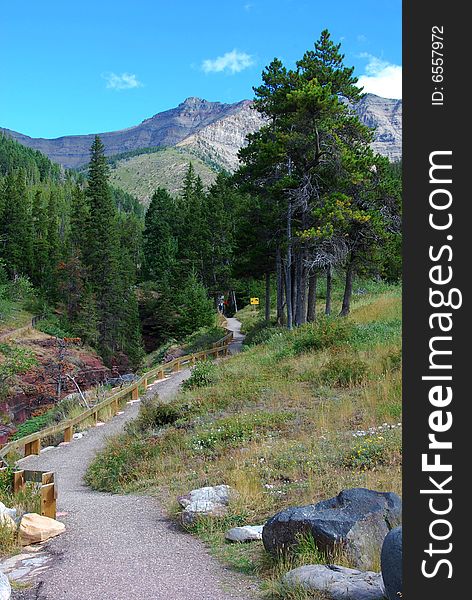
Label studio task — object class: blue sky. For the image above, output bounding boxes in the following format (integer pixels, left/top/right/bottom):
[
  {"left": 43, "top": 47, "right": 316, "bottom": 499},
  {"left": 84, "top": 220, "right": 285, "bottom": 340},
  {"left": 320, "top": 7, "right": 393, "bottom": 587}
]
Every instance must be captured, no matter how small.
[{"left": 0, "top": 0, "right": 401, "bottom": 138}]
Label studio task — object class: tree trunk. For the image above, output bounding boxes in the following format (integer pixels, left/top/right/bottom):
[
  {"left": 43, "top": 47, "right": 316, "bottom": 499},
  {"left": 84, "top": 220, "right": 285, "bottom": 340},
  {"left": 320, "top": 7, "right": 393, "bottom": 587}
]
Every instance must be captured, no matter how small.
[
  {"left": 291, "top": 260, "right": 297, "bottom": 324},
  {"left": 325, "top": 267, "right": 332, "bottom": 315},
  {"left": 276, "top": 245, "right": 285, "bottom": 325},
  {"left": 285, "top": 199, "right": 293, "bottom": 329},
  {"left": 295, "top": 249, "right": 307, "bottom": 326},
  {"left": 340, "top": 259, "right": 355, "bottom": 316},
  {"left": 307, "top": 270, "right": 317, "bottom": 322},
  {"left": 265, "top": 272, "right": 271, "bottom": 323}
]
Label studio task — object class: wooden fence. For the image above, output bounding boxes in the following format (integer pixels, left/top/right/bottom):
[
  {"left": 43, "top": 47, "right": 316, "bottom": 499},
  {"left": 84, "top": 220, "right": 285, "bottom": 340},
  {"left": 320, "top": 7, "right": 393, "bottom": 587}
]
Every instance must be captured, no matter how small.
[
  {"left": 0, "top": 462, "right": 57, "bottom": 519},
  {"left": 0, "top": 328, "right": 234, "bottom": 464}
]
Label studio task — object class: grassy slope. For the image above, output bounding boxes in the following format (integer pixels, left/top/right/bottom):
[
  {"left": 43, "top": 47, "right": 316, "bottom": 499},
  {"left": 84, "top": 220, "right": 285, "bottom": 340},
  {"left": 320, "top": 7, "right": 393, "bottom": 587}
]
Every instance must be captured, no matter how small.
[
  {"left": 0, "top": 298, "right": 33, "bottom": 336},
  {"left": 86, "top": 283, "right": 402, "bottom": 594},
  {"left": 109, "top": 147, "right": 217, "bottom": 205}
]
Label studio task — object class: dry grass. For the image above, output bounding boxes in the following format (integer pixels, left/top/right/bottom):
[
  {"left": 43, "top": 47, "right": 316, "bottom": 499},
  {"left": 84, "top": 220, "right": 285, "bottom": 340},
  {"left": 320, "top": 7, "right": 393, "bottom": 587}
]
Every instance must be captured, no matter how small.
[{"left": 86, "top": 284, "right": 402, "bottom": 591}]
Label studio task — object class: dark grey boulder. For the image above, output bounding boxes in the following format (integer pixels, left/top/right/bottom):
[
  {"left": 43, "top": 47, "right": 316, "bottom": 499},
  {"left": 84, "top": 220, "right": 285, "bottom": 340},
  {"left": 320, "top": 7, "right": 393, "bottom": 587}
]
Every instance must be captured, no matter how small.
[
  {"left": 381, "top": 526, "right": 402, "bottom": 600},
  {"left": 262, "top": 488, "right": 402, "bottom": 569}
]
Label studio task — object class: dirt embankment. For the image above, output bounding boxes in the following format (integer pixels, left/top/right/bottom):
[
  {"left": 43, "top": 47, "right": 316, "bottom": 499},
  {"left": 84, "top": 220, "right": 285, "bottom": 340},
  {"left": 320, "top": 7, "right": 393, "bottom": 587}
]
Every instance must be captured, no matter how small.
[{"left": 0, "top": 329, "right": 111, "bottom": 442}]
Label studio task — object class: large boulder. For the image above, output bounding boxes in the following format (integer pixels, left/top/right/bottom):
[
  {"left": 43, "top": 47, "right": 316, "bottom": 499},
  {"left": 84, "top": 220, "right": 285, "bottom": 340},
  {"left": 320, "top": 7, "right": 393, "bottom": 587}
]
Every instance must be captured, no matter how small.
[
  {"left": 19, "top": 513, "right": 65, "bottom": 546},
  {"left": 263, "top": 488, "right": 401, "bottom": 569},
  {"left": 0, "top": 513, "right": 16, "bottom": 531},
  {"left": 381, "top": 526, "right": 402, "bottom": 600},
  {"left": 283, "top": 564, "right": 385, "bottom": 600},
  {"left": 0, "top": 501, "right": 16, "bottom": 521},
  {"left": 0, "top": 572, "right": 11, "bottom": 600},
  {"left": 225, "top": 525, "right": 264, "bottom": 543},
  {"left": 178, "top": 485, "right": 234, "bottom": 508},
  {"left": 178, "top": 485, "right": 236, "bottom": 526}
]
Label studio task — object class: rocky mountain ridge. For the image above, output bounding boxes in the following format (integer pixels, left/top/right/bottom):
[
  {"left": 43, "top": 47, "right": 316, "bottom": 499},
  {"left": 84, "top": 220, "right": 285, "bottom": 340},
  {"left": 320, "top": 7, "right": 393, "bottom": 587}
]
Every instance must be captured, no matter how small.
[
  {"left": 1, "top": 98, "right": 249, "bottom": 169},
  {"left": 2, "top": 94, "right": 401, "bottom": 171}
]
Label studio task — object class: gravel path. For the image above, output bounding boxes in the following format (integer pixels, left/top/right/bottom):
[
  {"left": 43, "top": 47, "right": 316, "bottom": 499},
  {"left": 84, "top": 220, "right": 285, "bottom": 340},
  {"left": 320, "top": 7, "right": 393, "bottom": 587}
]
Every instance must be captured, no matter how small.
[
  {"left": 225, "top": 318, "right": 245, "bottom": 355},
  {"left": 15, "top": 322, "right": 256, "bottom": 600}
]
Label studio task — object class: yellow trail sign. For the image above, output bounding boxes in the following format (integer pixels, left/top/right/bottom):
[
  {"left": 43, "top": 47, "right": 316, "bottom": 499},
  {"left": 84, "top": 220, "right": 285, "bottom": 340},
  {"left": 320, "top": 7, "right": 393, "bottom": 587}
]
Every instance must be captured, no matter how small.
[{"left": 250, "top": 297, "right": 260, "bottom": 305}]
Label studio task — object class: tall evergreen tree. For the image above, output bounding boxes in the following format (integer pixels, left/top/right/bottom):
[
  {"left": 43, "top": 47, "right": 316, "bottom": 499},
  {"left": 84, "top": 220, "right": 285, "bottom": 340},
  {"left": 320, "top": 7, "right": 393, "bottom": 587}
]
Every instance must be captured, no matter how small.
[
  {"left": 0, "top": 170, "right": 32, "bottom": 277},
  {"left": 31, "top": 189, "right": 50, "bottom": 289},
  {"left": 142, "top": 188, "right": 177, "bottom": 288},
  {"left": 85, "top": 136, "right": 143, "bottom": 365}
]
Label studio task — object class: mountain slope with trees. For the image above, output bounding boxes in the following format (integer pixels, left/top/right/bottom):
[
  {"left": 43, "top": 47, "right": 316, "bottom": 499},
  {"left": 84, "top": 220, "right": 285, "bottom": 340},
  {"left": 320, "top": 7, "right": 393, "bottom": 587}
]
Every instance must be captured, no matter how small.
[{"left": 0, "top": 133, "right": 144, "bottom": 369}]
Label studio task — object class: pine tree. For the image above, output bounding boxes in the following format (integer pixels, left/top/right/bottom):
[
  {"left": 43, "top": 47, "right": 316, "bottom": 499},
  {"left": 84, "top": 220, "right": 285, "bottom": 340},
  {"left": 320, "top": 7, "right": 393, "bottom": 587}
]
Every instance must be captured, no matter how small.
[
  {"left": 176, "top": 271, "right": 215, "bottom": 337},
  {"left": 31, "top": 189, "right": 50, "bottom": 289},
  {"left": 0, "top": 170, "right": 32, "bottom": 277},
  {"left": 45, "top": 188, "right": 61, "bottom": 299},
  {"left": 177, "top": 165, "right": 211, "bottom": 281},
  {"left": 142, "top": 188, "right": 177, "bottom": 288},
  {"left": 84, "top": 136, "right": 143, "bottom": 365},
  {"left": 69, "top": 184, "right": 90, "bottom": 258},
  {"left": 85, "top": 136, "right": 125, "bottom": 361}
]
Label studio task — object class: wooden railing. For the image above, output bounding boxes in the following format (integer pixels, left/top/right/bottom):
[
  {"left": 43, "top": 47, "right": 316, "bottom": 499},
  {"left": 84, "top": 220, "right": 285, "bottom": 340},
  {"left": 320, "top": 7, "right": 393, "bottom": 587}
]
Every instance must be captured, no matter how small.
[
  {"left": 0, "top": 330, "right": 234, "bottom": 464},
  {"left": 0, "top": 462, "right": 57, "bottom": 519}
]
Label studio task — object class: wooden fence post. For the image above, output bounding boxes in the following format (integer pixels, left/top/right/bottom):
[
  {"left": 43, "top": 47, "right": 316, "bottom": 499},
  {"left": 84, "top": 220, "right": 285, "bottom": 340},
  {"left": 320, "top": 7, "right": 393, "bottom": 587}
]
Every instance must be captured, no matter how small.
[
  {"left": 132, "top": 385, "right": 139, "bottom": 400},
  {"left": 63, "top": 426, "right": 73, "bottom": 443},
  {"left": 13, "top": 470, "right": 25, "bottom": 493},
  {"left": 174, "top": 361, "right": 180, "bottom": 373},
  {"left": 41, "top": 472, "right": 56, "bottom": 519},
  {"left": 25, "top": 439, "right": 41, "bottom": 457}
]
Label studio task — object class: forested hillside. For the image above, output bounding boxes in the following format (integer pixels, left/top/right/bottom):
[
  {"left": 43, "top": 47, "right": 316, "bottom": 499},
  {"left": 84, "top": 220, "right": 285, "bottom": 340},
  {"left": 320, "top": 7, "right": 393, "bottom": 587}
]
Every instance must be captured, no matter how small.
[
  {"left": 0, "top": 30, "right": 401, "bottom": 437},
  {"left": 139, "top": 30, "right": 402, "bottom": 342},
  {"left": 0, "top": 134, "right": 144, "bottom": 369}
]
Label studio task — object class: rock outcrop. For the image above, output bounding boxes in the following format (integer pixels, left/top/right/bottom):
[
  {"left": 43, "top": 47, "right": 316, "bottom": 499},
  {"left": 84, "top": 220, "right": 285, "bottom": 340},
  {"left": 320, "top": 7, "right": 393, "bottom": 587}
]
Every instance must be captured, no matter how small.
[
  {"left": 282, "top": 564, "right": 385, "bottom": 600},
  {"left": 1, "top": 94, "right": 401, "bottom": 173},
  {"left": 177, "top": 101, "right": 266, "bottom": 172},
  {"left": 0, "top": 98, "right": 250, "bottom": 169}
]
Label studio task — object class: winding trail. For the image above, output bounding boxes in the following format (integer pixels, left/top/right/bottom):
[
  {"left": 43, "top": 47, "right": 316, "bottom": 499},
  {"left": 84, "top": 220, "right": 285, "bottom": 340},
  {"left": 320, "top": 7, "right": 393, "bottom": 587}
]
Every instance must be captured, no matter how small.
[{"left": 15, "top": 320, "right": 255, "bottom": 600}]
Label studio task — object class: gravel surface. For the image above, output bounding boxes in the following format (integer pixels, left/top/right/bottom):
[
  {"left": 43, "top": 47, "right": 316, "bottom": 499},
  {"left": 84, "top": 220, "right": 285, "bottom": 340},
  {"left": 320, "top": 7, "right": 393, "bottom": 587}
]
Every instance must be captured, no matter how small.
[
  {"left": 225, "top": 318, "right": 245, "bottom": 355},
  {"left": 14, "top": 322, "right": 256, "bottom": 600}
]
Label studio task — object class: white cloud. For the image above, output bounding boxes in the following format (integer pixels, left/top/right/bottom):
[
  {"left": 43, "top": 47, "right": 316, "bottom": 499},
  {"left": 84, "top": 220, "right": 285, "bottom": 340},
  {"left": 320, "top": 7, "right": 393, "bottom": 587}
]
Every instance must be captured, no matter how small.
[
  {"left": 104, "top": 72, "right": 143, "bottom": 90},
  {"left": 357, "top": 55, "right": 402, "bottom": 99},
  {"left": 202, "top": 49, "right": 254, "bottom": 74}
]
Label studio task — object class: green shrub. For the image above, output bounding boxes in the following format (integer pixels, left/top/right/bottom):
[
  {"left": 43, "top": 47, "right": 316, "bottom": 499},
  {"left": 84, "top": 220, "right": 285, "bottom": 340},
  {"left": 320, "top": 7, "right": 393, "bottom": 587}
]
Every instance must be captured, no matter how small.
[
  {"left": 11, "top": 412, "right": 53, "bottom": 440},
  {"left": 348, "top": 319, "right": 401, "bottom": 350},
  {"left": 182, "top": 360, "right": 217, "bottom": 390},
  {"left": 36, "top": 315, "right": 74, "bottom": 338},
  {"left": 292, "top": 317, "right": 353, "bottom": 355},
  {"left": 182, "top": 326, "right": 226, "bottom": 354},
  {"left": 318, "top": 355, "right": 369, "bottom": 387},
  {"left": 343, "top": 434, "right": 398, "bottom": 471},
  {"left": 243, "top": 322, "right": 280, "bottom": 347},
  {"left": 128, "top": 400, "right": 187, "bottom": 434},
  {"left": 85, "top": 435, "right": 153, "bottom": 492}
]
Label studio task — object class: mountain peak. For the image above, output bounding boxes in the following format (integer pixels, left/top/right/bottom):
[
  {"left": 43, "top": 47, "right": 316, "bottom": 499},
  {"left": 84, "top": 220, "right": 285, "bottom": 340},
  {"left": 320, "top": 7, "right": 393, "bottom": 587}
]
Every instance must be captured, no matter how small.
[{"left": 179, "top": 96, "right": 211, "bottom": 108}]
